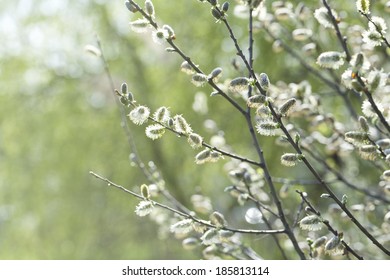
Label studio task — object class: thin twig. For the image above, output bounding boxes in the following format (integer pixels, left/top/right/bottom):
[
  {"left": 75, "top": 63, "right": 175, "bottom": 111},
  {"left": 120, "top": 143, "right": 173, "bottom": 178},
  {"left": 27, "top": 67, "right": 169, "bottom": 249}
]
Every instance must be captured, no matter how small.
[
  {"left": 296, "top": 190, "right": 364, "bottom": 260},
  {"left": 322, "top": 0, "right": 351, "bottom": 61},
  {"left": 357, "top": 75, "right": 390, "bottom": 134},
  {"left": 263, "top": 27, "right": 358, "bottom": 120},
  {"left": 302, "top": 146, "right": 390, "bottom": 204},
  {"left": 90, "top": 171, "right": 286, "bottom": 235},
  {"left": 217, "top": 3, "right": 306, "bottom": 259},
  {"left": 131, "top": 1, "right": 247, "bottom": 116},
  {"left": 254, "top": 24, "right": 390, "bottom": 255},
  {"left": 362, "top": 13, "right": 390, "bottom": 48},
  {"left": 95, "top": 35, "right": 153, "bottom": 181},
  {"left": 96, "top": 35, "right": 194, "bottom": 214}
]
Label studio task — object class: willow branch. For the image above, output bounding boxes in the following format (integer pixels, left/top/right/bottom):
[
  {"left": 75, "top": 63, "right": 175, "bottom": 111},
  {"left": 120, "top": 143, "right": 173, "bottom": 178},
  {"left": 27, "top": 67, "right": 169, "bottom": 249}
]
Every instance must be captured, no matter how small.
[
  {"left": 297, "top": 191, "right": 364, "bottom": 260},
  {"left": 90, "top": 171, "right": 286, "bottom": 235}
]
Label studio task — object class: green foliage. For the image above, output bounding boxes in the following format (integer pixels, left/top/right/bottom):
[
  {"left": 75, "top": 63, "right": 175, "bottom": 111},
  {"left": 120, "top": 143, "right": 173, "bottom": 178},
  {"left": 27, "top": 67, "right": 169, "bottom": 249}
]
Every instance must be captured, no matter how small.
[{"left": 1, "top": 0, "right": 390, "bottom": 260}]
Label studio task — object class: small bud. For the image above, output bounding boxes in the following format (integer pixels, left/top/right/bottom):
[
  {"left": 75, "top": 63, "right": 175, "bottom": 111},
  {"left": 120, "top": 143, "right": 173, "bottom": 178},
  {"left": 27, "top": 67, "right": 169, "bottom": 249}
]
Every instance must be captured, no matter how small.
[
  {"left": 369, "top": 16, "right": 387, "bottom": 34},
  {"left": 128, "top": 106, "right": 150, "bottom": 125},
  {"left": 279, "top": 98, "right": 297, "bottom": 116},
  {"left": 358, "top": 116, "right": 369, "bottom": 132},
  {"left": 368, "top": 69, "right": 387, "bottom": 92},
  {"left": 281, "top": 153, "right": 301, "bottom": 167},
  {"left": 195, "top": 149, "right": 211, "bottom": 164},
  {"left": 163, "top": 24, "right": 175, "bottom": 39},
  {"left": 354, "top": 78, "right": 367, "bottom": 92},
  {"left": 210, "top": 211, "right": 227, "bottom": 228},
  {"left": 320, "top": 193, "right": 331, "bottom": 198},
  {"left": 325, "top": 234, "right": 344, "bottom": 255},
  {"left": 191, "top": 73, "right": 208, "bottom": 87},
  {"left": 152, "top": 29, "right": 168, "bottom": 44},
  {"left": 200, "top": 228, "right": 220, "bottom": 245},
  {"left": 292, "top": 28, "right": 313, "bottom": 41},
  {"left": 209, "top": 150, "right": 223, "bottom": 162},
  {"left": 312, "top": 236, "right": 328, "bottom": 248},
  {"left": 294, "top": 133, "right": 301, "bottom": 145},
  {"left": 316, "top": 51, "right": 345, "bottom": 69},
  {"left": 245, "top": 207, "right": 263, "bottom": 224},
  {"left": 182, "top": 237, "right": 199, "bottom": 250},
  {"left": 221, "top": 2, "right": 229, "bottom": 13},
  {"left": 211, "top": 8, "right": 222, "bottom": 20},
  {"left": 272, "top": 40, "right": 283, "bottom": 53},
  {"left": 209, "top": 0, "right": 218, "bottom": 6},
  {"left": 229, "top": 77, "right": 249, "bottom": 93},
  {"left": 167, "top": 118, "right": 174, "bottom": 128},
  {"left": 145, "top": 0, "right": 155, "bottom": 17},
  {"left": 356, "top": 0, "right": 370, "bottom": 14},
  {"left": 299, "top": 215, "right": 323, "bottom": 231},
  {"left": 170, "top": 219, "right": 194, "bottom": 234},
  {"left": 376, "top": 139, "right": 390, "bottom": 149},
  {"left": 208, "top": 67, "right": 223, "bottom": 81},
  {"left": 302, "top": 43, "right": 317, "bottom": 55},
  {"left": 135, "top": 200, "right": 154, "bottom": 216},
  {"left": 145, "top": 124, "right": 165, "bottom": 140},
  {"left": 192, "top": 220, "right": 208, "bottom": 233},
  {"left": 153, "top": 106, "right": 170, "bottom": 123},
  {"left": 202, "top": 245, "right": 217, "bottom": 259},
  {"left": 352, "top": 53, "right": 364, "bottom": 73},
  {"left": 120, "top": 96, "right": 129, "bottom": 106},
  {"left": 165, "top": 47, "right": 176, "bottom": 53},
  {"left": 259, "top": 73, "right": 270, "bottom": 92},
  {"left": 125, "top": 0, "right": 138, "bottom": 13},
  {"left": 359, "top": 144, "right": 377, "bottom": 160},
  {"left": 275, "top": 7, "right": 292, "bottom": 21},
  {"left": 180, "top": 61, "right": 194, "bottom": 75},
  {"left": 121, "top": 82, "right": 128, "bottom": 95},
  {"left": 129, "top": 18, "right": 150, "bottom": 33},
  {"left": 314, "top": 7, "right": 336, "bottom": 29},
  {"left": 140, "top": 184, "right": 150, "bottom": 199},
  {"left": 256, "top": 106, "right": 271, "bottom": 117},
  {"left": 256, "top": 120, "right": 280, "bottom": 136},
  {"left": 219, "top": 230, "right": 234, "bottom": 242},
  {"left": 247, "top": 94, "right": 267, "bottom": 108},
  {"left": 188, "top": 133, "right": 203, "bottom": 149},
  {"left": 341, "top": 194, "right": 348, "bottom": 205},
  {"left": 173, "top": 115, "right": 192, "bottom": 134},
  {"left": 345, "top": 131, "right": 368, "bottom": 145},
  {"left": 305, "top": 206, "right": 316, "bottom": 214}
]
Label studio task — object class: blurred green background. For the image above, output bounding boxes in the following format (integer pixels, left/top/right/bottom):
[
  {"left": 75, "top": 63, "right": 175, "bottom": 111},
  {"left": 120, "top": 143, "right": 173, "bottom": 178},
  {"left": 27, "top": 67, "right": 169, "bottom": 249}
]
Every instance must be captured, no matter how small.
[
  {"left": 0, "top": 0, "right": 249, "bottom": 259},
  {"left": 0, "top": 0, "right": 388, "bottom": 259}
]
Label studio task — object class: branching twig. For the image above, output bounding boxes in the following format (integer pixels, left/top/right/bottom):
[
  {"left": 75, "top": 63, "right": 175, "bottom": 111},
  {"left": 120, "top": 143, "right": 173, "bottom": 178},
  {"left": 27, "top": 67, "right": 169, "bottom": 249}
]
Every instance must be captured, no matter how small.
[
  {"left": 361, "top": 13, "right": 390, "bottom": 48},
  {"left": 302, "top": 145, "right": 390, "bottom": 204},
  {"left": 215, "top": 3, "right": 306, "bottom": 259},
  {"left": 296, "top": 190, "right": 364, "bottom": 260},
  {"left": 322, "top": 0, "right": 351, "bottom": 61},
  {"left": 90, "top": 171, "right": 286, "bottom": 235},
  {"left": 263, "top": 27, "right": 358, "bottom": 120},
  {"left": 131, "top": 1, "right": 247, "bottom": 116}
]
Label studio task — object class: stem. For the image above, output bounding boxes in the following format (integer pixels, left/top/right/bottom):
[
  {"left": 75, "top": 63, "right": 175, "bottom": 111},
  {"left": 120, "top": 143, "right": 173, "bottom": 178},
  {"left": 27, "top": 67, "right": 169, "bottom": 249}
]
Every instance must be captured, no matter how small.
[
  {"left": 302, "top": 146, "right": 390, "bottom": 204},
  {"left": 297, "top": 191, "right": 364, "bottom": 260},
  {"left": 263, "top": 27, "right": 358, "bottom": 119},
  {"left": 271, "top": 105, "right": 390, "bottom": 255},
  {"left": 357, "top": 75, "right": 390, "bottom": 134},
  {"left": 90, "top": 171, "right": 286, "bottom": 235},
  {"left": 322, "top": 0, "right": 351, "bottom": 61},
  {"left": 95, "top": 35, "right": 153, "bottom": 181},
  {"left": 362, "top": 13, "right": 390, "bottom": 48},
  {"left": 132, "top": 0, "right": 247, "bottom": 116},
  {"left": 216, "top": 3, "right": 306, "bottom": 259}
]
